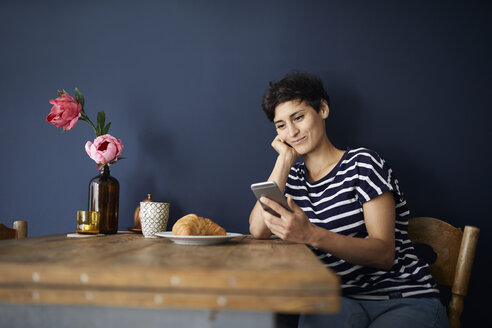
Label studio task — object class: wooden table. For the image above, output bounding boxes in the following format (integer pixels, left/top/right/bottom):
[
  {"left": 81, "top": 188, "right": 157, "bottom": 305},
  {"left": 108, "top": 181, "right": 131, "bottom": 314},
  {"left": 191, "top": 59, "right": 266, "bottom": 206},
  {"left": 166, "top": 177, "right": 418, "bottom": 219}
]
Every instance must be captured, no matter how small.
[{"left": 0, "top": 233, "right": 339, "bottom": 327}]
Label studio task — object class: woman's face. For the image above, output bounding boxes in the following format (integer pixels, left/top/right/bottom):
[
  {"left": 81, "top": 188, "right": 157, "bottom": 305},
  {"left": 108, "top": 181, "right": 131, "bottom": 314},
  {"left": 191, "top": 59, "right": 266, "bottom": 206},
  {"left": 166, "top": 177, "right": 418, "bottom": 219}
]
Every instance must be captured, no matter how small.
[{"left": 273, "top": 99, "right": 329, "bottom": 156}]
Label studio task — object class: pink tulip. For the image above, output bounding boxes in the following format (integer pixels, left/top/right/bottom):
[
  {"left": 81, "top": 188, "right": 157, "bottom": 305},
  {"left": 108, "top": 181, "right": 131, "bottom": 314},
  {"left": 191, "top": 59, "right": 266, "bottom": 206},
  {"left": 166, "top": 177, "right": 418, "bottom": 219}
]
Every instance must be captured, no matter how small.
[
  {"left": 46, "top": 93, "right": 82, "bottom": 131},
  {"left": 85, "top": 134, "right": 123, "bottom": 169}
]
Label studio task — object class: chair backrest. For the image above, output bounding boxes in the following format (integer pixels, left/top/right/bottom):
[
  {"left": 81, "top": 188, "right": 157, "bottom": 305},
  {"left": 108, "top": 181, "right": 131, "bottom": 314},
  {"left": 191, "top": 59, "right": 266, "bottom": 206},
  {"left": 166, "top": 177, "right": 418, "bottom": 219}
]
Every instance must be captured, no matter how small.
[
  {"left": 408, "top": 217, "right": 479, "bottom": 328},
  {"left": 0, "top": 220, "right": 28, "bottom": 240}
]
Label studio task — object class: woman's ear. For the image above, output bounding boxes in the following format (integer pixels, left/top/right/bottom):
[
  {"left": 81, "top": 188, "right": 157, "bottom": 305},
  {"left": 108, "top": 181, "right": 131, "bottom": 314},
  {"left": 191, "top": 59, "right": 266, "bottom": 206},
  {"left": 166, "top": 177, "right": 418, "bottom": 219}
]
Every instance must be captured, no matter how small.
[{"left": 320, "top": 99, "right": 329, "bottom": 119}]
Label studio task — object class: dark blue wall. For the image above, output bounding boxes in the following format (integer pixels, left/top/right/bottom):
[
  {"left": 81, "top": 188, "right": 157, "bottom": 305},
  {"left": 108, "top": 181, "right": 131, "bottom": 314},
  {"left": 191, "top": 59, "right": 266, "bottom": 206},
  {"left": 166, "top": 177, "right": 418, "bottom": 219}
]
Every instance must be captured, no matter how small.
[{"left": 1, "top": 0, "right": 490, "bottom": 325}]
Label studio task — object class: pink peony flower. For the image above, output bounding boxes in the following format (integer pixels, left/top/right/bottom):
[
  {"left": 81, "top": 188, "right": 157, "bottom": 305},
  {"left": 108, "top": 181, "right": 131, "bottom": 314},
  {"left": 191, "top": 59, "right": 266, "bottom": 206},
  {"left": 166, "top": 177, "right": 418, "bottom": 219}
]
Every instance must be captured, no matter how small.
[
  {"left": 85, "top": 134, "right": 123, "bottom": 169},
  {"left": 46, "top": 93, "right": 82, "bottom": 131}
]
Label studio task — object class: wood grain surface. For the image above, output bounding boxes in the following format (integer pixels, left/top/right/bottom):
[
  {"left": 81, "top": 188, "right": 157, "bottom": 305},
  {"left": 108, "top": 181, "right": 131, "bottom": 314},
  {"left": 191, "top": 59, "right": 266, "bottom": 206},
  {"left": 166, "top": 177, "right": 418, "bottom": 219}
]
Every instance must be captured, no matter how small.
[{"left": 0, "top": 234, "right": 339, "bottom": 313}]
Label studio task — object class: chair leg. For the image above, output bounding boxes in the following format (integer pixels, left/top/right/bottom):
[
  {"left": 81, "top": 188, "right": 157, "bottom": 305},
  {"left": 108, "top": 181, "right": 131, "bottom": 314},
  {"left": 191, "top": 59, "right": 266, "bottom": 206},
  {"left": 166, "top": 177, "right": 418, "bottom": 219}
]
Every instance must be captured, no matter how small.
[{"left": 448, "top": 294, "right": 463, "bottom": 328}]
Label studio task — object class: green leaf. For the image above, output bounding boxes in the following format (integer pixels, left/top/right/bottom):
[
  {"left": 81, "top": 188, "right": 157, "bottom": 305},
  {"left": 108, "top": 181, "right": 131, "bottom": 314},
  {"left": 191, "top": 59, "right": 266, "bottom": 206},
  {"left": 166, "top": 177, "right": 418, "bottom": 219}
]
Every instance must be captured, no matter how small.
[
  {"left": 103, "top": 122, "right": 111, "bottom": 134},
  {"left": 74, "top": 88, "right": 85, "bottom": 108},
  {"left": 97, "top": 111, "right": 106, "bottom": 135}
]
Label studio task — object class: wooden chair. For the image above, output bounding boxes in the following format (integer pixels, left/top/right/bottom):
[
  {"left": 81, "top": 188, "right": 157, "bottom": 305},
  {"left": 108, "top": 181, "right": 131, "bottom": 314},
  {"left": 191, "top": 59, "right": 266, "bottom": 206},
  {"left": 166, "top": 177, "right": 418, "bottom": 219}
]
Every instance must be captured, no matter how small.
[
  {"left": 0, "top": 220, "right": 28, "bottom": 240},
  {"left": 408, "top": 217, "right": 479, "bottom": 328}
]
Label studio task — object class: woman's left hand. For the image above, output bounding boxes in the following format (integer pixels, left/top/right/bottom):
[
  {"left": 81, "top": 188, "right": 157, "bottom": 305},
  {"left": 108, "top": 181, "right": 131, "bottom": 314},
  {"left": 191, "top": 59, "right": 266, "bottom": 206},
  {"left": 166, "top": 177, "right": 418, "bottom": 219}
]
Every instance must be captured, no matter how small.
[{"left": 260, "top": 196, "right": 315, "bottom": 244}]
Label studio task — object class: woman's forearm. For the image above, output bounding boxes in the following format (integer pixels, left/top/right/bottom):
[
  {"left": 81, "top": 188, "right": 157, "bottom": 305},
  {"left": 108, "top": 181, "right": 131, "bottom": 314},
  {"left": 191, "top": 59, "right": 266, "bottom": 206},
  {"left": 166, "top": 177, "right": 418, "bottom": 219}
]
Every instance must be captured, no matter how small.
[
  {"left": 249, "top": 154, "right": 295, "bottom": 239},
  {"left": 267, "top": 154, "right": 296, "bottom": 192},
  {"left": 249, "top": 201, "right": 272, "bottom": 239},
  {"left": 307, "top": 225, "right": 395, "bottom": 270}
]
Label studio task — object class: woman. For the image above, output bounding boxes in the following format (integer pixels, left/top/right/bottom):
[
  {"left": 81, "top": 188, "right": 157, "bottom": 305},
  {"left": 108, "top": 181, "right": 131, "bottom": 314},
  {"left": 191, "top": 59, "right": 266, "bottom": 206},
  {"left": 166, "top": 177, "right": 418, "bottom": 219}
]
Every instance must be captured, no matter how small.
[{"left": 249, "top": 72, "right": 448, "bottom": 328}]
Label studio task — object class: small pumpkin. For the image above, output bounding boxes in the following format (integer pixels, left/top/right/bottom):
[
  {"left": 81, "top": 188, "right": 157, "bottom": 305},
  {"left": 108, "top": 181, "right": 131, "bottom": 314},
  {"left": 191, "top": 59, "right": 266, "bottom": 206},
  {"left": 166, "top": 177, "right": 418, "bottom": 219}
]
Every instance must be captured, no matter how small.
[{"left": 134, "top": 194, "right": 153, "bottom": 229}]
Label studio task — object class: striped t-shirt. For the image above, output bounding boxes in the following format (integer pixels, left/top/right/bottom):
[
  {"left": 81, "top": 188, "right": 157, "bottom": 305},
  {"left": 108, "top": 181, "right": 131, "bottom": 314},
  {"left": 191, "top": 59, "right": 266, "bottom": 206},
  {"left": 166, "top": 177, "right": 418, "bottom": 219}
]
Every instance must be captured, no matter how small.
[{"left": 285, "top": 147, "right": 439, "bottom": 300}]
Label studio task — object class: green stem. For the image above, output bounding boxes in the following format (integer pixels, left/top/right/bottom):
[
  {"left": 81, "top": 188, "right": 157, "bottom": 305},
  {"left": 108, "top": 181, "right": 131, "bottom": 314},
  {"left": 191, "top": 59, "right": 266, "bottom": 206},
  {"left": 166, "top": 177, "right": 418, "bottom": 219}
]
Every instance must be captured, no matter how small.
[{"left": 80, "top": 111, "right": 98, "bottom": 136}]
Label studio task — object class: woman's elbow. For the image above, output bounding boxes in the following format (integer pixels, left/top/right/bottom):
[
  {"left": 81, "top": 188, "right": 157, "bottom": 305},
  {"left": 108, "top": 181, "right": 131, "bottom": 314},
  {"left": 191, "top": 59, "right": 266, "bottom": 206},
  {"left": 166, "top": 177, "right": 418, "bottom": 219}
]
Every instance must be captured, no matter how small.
[
  {"left": 249, "top": 209, "right": 272, "bottom": 239},
  {"left": 249, "top": 225, "right": 271, "bottom": 240},
  {"left": 378, "top": 248, "right": 395, "bottom": 271}
]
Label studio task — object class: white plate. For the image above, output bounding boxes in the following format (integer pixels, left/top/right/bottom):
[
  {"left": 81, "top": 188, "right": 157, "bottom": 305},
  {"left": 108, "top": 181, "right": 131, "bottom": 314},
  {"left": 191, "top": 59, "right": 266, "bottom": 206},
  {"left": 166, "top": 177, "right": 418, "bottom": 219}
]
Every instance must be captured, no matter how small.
[{"left": 155, "top": 232, "right": 243, "bottom": 245}]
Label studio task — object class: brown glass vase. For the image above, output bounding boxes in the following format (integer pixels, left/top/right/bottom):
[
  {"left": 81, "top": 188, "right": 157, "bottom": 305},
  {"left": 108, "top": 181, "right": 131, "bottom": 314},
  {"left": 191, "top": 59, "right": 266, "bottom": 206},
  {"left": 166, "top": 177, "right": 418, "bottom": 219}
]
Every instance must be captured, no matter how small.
[{"left": 88, "top": 165, "right": 119, "bottom": 234}]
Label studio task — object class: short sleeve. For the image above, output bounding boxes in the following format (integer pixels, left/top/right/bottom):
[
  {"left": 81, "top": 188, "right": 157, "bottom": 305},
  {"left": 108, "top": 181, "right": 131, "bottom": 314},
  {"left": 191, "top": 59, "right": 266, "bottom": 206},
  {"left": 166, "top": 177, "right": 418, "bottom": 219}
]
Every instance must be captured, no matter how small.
[{"left": 354, "top": 150, "right": 396, "bottom": 204}]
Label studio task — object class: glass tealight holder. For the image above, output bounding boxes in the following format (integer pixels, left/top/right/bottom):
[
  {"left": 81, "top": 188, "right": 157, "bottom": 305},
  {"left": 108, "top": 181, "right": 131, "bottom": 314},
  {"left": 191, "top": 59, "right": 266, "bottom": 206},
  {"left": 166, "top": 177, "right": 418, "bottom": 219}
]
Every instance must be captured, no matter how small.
[{"left": 76, "top": 210, "right": 100, "bottom": 234}]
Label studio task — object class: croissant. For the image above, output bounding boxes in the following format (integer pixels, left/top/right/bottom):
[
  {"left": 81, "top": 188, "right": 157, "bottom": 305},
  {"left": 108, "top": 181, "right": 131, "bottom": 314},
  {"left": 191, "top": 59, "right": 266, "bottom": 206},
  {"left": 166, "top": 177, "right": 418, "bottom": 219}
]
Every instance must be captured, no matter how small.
[{"left": 172, "top": 214, "right": 226, "bottom": 236}]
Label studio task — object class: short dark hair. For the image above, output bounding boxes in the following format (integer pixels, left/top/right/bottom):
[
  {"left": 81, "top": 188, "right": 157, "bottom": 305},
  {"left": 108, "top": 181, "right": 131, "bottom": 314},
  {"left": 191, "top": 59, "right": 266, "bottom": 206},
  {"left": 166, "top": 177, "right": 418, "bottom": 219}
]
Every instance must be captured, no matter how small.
[{"left": 262, "top": 71, "right": 330, "bottom": 122}]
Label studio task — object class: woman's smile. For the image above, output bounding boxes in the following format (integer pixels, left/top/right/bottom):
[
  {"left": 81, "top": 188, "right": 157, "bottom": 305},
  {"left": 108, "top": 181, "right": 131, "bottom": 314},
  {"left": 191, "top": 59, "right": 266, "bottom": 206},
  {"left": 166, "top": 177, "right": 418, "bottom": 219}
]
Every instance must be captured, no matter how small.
[{"left": 291, "top": 136, "right": 307, "bottom": 145}]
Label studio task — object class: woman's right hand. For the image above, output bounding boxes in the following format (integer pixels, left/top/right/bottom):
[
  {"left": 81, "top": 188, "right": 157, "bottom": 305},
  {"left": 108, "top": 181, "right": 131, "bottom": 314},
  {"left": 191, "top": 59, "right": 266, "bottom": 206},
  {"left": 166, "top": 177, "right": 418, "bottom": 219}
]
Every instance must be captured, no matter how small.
[{"left": 271, "top": 135, "right": 299, "bottom": 164}]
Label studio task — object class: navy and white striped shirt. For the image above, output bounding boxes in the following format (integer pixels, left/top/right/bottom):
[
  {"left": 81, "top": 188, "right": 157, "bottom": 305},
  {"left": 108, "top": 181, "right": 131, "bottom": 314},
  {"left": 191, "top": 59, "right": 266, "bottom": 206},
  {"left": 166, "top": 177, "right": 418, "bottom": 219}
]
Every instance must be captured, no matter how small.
[{"left": 285, "top": 148, "right": 439, "bottom": 300}]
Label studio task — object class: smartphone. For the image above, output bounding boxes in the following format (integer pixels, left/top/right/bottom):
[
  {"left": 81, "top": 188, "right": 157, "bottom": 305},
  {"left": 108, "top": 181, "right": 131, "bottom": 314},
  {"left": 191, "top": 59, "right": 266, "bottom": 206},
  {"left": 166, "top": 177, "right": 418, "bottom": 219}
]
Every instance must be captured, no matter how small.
[{"left": 251, "top": 181, "right": 291, "bottom": 217}]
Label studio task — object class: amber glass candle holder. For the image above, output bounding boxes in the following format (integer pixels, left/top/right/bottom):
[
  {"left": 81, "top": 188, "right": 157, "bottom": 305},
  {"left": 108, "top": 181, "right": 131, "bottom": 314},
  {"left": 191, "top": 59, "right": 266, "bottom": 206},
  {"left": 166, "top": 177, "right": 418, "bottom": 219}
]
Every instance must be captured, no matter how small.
[{"left": 76, "top": 211, "right": 100, "bottom": 234}]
